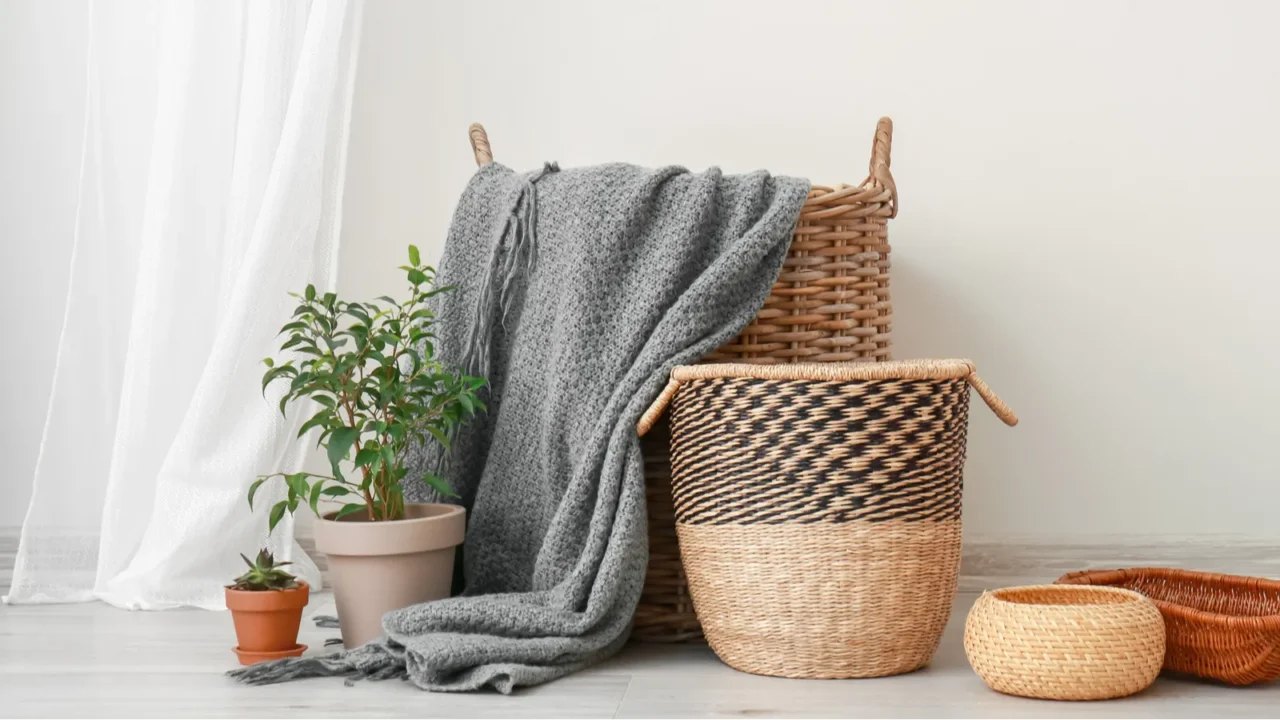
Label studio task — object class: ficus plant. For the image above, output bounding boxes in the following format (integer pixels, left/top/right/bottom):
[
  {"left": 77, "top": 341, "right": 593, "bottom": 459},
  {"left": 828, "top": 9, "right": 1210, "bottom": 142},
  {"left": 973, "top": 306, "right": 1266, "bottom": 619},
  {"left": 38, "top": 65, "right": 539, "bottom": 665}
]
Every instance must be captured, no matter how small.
[{"left": 250, "top": 245, "right": 484, "bottom": 530}]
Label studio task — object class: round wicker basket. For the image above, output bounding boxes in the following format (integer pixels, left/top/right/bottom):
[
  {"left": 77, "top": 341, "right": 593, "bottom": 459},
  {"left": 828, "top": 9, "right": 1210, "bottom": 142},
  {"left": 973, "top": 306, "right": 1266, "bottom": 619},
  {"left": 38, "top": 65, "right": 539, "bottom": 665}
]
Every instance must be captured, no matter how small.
[
  {"left": 637, "top": 359, "right": 1017, "bottom": 678},
  {"left": 1056, "top": 568, "right": 1280, "bottom": 685},
  {"left": 964, "top": 585, "right": 1166, "bottom": 701}
]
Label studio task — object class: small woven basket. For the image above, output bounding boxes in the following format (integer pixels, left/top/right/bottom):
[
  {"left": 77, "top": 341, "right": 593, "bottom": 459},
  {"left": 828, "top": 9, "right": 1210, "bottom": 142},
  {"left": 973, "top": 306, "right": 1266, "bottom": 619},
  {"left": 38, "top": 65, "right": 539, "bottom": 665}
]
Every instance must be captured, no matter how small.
[
  {"left": 964, "top": 585, "right": 1165, "bottom": 701},
  {"left": 636, "top": 359, "right": 1017, "bottom": 678},
  {"left": 1056, "top": 568, "right": 1280, "bottom": 685},
  {"left": 468, "top": 120, "right": 900, "bottom": 643}
]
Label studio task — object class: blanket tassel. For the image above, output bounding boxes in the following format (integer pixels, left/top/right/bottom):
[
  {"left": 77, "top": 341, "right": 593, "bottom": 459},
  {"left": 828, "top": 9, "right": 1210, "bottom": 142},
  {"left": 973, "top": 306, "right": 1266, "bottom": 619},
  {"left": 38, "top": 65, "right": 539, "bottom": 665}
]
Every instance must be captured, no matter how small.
[{"left": 460, "top": 162, "right": 559, "bottom": 379}]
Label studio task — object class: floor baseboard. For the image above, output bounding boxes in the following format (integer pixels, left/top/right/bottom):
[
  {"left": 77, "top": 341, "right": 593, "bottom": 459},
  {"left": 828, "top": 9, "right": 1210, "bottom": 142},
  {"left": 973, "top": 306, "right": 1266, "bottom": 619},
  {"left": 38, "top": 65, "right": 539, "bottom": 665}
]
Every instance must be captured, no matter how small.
[
  {"left": 4, "top": 528, "right": 1276, "bottom": 595},
  {"left": 958, "top": 533, "right": 1279, "bottom": 592}
]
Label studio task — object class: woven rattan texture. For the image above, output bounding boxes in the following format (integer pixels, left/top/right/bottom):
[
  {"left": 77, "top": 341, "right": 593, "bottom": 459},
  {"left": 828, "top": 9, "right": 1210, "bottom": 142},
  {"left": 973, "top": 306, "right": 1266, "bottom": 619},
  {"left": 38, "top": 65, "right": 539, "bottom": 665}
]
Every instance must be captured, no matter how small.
[
  {"left": 668, "top": 376, "right": 969, "bottom": 525},
  {"left": 704, "top": 120, "right": 896, "bottom": 365},
  {"left": 1056, "top": 568, "right": 1280, "bottom": 685},
  {"left": 678, "top": 520, "right": 961, "bottom": 678},
  {"left": 964, "top": 585, "right": 1165, "bottom": 701},
  {"left": 632, "top": 417, "right": 703, "bottom": 642}
]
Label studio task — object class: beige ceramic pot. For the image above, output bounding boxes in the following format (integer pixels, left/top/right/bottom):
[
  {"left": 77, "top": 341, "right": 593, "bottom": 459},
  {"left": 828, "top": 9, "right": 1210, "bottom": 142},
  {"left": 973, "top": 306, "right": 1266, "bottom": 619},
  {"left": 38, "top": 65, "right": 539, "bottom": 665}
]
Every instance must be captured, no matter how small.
[{"left": 314, "top": 502, "right": 465, "bottom": 648}]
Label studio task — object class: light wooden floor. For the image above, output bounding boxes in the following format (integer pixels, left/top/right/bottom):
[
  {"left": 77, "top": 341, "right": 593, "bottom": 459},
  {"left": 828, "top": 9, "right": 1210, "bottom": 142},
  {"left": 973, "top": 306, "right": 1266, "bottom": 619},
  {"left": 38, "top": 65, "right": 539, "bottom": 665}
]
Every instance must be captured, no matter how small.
[{"left": 3, "top": 534, "right": 1279, "bottom": 718}]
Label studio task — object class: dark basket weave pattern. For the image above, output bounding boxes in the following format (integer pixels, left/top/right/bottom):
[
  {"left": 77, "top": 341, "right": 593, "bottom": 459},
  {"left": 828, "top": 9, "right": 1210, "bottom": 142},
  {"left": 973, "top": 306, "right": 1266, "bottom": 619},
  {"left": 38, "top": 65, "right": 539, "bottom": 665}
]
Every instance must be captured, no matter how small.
[
  {"left": 669, "top": 377, "right": 970, "bottom": 525},
  {"left": 637, "top": 360, "right": 1017, "bottom": 678}
]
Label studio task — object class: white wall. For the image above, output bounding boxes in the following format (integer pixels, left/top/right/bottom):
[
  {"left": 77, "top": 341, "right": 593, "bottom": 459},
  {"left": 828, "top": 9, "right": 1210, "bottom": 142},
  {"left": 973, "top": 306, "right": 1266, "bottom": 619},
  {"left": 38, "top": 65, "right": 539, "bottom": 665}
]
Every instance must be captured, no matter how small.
[
  {"left": 5, "top": 0, "right": 1279, "bottom": 539},
  {"left": 341, "top": 0, "right": 1280, "bottom": 538}
]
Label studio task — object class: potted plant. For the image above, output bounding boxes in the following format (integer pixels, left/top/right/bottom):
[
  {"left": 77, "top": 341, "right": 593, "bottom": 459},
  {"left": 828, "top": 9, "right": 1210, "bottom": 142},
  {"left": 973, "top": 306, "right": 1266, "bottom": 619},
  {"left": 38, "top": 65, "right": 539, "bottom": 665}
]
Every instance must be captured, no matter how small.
[
  {"left": 226, "top": 549, "right": 310, "bottom": 665},
  {"left": 251, "top": 245, "right": 484, "bottom": 648}
]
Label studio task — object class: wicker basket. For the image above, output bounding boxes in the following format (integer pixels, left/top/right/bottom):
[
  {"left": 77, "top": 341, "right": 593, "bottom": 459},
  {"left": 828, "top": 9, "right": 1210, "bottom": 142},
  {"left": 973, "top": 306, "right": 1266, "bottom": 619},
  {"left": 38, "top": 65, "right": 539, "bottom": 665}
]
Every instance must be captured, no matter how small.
[
  {"left": 467, "top": 120, "right": 900, "bottom": 643},
  {"left": 635, "top": 359, "right": 1017, "bottom": 678},
  {"left": 1056, "top": 568, "right": 1280, "bottom": 685},
  {"left": 964, "top": 585, "right": 1165, "bottom": 701}
]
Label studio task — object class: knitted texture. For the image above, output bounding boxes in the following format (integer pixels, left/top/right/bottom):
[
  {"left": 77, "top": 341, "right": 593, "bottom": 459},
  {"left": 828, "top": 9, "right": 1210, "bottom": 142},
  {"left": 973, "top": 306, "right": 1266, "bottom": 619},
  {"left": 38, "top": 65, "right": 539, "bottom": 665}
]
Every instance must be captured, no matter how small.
[{"left": 231, "top": 160, "right": 809, "bottom": 692}]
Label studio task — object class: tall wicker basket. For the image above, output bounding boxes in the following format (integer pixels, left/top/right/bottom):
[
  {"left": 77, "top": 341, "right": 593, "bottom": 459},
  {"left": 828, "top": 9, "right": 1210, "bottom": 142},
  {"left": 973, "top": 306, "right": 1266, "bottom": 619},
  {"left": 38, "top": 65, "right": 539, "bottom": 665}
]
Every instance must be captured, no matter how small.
[
  {"left": 636, "top": 360, "right": 1018, "bottom": 678},
  {"left": 467, "top": 120, "right": 899, "bottom": 642}
]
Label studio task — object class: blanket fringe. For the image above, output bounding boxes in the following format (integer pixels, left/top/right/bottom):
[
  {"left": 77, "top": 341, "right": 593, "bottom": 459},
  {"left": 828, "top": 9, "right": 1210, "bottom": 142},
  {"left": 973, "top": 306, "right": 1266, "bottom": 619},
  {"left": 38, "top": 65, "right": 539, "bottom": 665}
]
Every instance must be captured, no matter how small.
[
  {"left": 228, "top": 642, "right": 407, "bottom": 686},
  {"left": 461, "top": 162, "right": 559, "bottom": 380}
]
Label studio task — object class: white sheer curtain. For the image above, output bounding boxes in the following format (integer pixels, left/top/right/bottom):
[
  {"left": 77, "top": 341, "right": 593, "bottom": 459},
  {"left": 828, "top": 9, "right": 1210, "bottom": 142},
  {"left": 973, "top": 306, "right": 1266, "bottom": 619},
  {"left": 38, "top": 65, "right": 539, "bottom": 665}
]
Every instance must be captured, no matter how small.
[{"left": 5, "top": 0, "right": 363, "bottom": 609}]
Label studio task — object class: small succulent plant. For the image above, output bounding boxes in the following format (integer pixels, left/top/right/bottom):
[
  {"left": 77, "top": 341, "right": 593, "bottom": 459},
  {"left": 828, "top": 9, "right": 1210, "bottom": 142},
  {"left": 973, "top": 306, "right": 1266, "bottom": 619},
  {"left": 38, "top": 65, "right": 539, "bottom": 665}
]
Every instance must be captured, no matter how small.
[{"left": 227, "top": 548, "right": 301, "bottom": 591}]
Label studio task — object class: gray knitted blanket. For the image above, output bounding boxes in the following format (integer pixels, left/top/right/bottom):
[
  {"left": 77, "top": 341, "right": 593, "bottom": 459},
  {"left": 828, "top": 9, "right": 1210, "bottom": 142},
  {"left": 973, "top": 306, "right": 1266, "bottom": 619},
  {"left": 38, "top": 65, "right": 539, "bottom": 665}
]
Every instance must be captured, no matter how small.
[{"left": 232, "top": 160, "right": 808, "bottom": 692}]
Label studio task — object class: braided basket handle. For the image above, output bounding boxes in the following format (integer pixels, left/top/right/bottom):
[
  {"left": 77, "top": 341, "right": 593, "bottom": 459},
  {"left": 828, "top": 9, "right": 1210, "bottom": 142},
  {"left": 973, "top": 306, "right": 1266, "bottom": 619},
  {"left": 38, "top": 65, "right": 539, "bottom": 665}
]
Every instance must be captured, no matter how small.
[
  {"left": 868, "top": 117, "right": 898, "bottom": 219},
  {"left": 636, "top": 360, "right": 1018, "bottom": 436},
  {"left": 469, "top": 123, "right": 493, "bottom": 166}
]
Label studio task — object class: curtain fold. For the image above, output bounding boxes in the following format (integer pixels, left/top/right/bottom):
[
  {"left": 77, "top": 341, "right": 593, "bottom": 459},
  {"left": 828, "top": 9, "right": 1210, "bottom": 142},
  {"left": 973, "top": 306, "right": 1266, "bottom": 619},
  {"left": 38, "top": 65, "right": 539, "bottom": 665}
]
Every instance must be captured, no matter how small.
[{"left": 6, "top": 0, "right": 364, "bottom": 609}]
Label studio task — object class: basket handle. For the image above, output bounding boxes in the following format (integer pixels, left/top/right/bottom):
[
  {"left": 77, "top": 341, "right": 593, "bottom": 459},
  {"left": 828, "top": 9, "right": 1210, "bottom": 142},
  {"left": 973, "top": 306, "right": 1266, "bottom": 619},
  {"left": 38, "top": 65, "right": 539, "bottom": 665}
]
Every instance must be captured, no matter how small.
[
  {"left": 636, "top": 363, "right": 1017, "bottom": 437},
  {"left": 966, "top": 372, "right": 1019, "bottom": 426},
  {"left": 469, "top": 123, "right": 493, "bottom": 166},
  {"left": 868, "top": 117, "right": 898, "bottom": 219},
  {"left": 636, "top": 378, "right": 683, "bottom": 437}
]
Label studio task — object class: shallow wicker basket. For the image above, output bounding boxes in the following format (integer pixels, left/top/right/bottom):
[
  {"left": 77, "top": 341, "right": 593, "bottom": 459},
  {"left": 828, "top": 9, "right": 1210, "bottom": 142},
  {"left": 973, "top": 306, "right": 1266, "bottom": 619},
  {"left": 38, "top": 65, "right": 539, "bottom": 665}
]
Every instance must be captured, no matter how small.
[
  {"left": 964, "top": 585, "right": 1165, "bottom": 701},
  {"left": 468, "top": 120, "right": 900, "bottom": 643},
  {"left": 1056, "top": 568, "right": 1280, "bottom": 685},
  {"left": 636, "top": 359, "right": 1017, "bottom": 678}
]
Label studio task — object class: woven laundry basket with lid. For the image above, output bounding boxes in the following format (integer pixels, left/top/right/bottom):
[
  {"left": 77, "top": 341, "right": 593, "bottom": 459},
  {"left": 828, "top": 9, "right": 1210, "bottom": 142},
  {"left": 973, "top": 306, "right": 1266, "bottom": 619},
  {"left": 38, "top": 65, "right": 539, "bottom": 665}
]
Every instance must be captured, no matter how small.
[
  {"left": 635, "top": 359, "right": 1018, "bottom": 679},
  {"left": 468, "top": 119, "right": 901, "bottom": 642}
]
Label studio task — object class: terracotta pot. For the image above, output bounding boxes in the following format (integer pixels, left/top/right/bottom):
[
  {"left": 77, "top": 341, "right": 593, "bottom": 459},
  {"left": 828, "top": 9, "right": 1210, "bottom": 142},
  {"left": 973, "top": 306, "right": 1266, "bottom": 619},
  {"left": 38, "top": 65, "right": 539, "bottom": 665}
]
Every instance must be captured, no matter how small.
[
  {"left": 315, "top": 502, "right": 465, "bottom": 648},
  {"left": 225, "top": 582, "right": 309, "bottom": 665}
]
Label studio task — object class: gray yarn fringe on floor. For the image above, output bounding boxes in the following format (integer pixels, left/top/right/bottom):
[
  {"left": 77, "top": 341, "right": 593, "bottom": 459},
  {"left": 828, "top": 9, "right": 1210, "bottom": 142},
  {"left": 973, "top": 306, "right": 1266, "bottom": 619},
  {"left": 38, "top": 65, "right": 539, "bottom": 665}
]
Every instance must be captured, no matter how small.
[{"left": 231, "top": 160, "right": 808, "bottom": 693}]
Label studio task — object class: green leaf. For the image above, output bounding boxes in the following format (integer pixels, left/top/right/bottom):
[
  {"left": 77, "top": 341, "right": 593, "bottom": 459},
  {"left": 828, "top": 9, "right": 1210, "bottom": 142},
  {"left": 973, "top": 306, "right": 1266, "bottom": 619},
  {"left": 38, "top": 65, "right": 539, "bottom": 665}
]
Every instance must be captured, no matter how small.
[
  {"left": 268, "top": 500, "right": 288, "bottom": 532},
  {"left": 308, "top": 481, "right": 325, "bottom": 516},
  {"left": 277, "top": 321, "right": 308, "bottom": 335},
  {"left": 381, "top": 445, "right": 396, "bottom": 472},
  {"left": 297, "top": 408, "right": 332, "bottom": 439},
  {"left": 285, "top": 472, "right": 309, "bottom": 501},
  {"left": 334, "top": 503, "right": 366, "bottom": 520},
  {"left": 262, "top": 357, "right": 275, "bottom": 368},
  {"left": 426, "top": 425, "right": 451, "bottom": 450},
  {"left": 326, "top": 426, "right": 361, "bottom": 469},
  {"left": 261, "top": 365, "right": 295, "bottom": 396},
  {"left": 458, "top": 393, "right": 474, "bottom": 414},
  {"left": 352, "top": 447, "right": 380, "bottom": 468},
  {"left": 423, "top": 473, "right": 459, "bottom": 498},
  {"left": 408, "top": 244, "right": 420, "bottom": 266},
  {"left": 321, "top": 485, "right": 353, "bottom": 497},
  {"left": 375, "top": 295, "right": 397, "bottom": 305},
  {"left": 247, "top": 477, "right": 268, "bottom": 510},
  {"left": 305, "top": 284, "right": 316, "bottom": 301}
]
